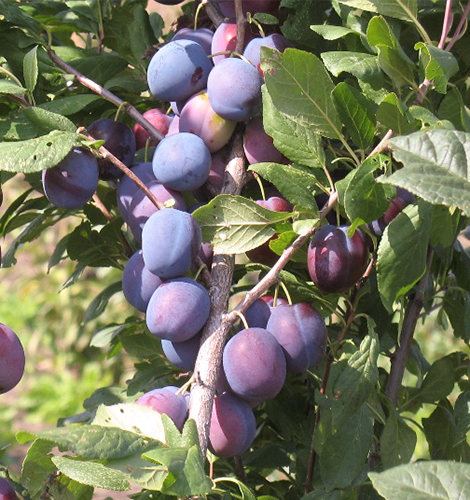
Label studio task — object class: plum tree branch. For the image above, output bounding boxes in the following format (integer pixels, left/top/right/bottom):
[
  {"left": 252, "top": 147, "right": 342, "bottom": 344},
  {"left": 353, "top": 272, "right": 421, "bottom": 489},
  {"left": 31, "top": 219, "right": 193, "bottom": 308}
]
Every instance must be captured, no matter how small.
[{"left": 234, "top": 0, "right": 246, "bottom": 55}]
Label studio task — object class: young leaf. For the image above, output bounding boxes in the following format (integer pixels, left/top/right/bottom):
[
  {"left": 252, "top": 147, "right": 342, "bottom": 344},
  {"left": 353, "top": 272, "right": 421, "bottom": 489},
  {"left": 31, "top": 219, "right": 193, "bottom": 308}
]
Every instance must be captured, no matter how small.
[
  {"left": 415, "top": 43, "right": 459, "bottom": 94},
  {"left": 261, "top": 47, "right": 342, "bottom": 139},
  {"left": 23, "top": 45, "right": 38, "bottom": 95},
  {"left": 0, "top": 130, "right": 78, "bottom": 173},
  {"left": 369, "top": 461, "right": 470, "bottom": 500},
  {"left": 192, "top": 195, "right": 293, "bottom": 254},
  {"left": 382, "top": 129, "right": 470, "bottom": 215}
]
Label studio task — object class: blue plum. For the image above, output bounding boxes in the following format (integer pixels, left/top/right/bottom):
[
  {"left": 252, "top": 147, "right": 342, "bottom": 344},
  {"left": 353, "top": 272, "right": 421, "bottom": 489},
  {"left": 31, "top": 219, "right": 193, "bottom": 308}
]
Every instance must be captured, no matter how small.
[
  {"left": 0, "top": 324, "right": 25, "bottom": 394},
  {"left": 42, "top": 147, "right": 98, "bottom": 210},
  {"left": 172, "top": 28, "right": 214, "bottom": 56},
  {"left": 0, "top": 477, "right": 17, "bottom": 500},
  {"left": 161, "top": 332, "right": 201, "bottom": 371},
  {"left": 152, "top": 132, "right": 211, "bottom": 191},
  {"left": 136, "top": 386, "right": 188, "bottom": 430},
  {"left": 146, "top": 277, "right": 211, "bottom": 342},
  {"left": 141, "top": 208, "right": 201, "bottom": 278},
  {"left": 243, "top": 34, "right": 291, "bottom": 75},
  {"left": 207, "top": 58, "right": 263, "bottom": 121},
  {"left": 244, "top": 294, "right": 288, "bottom": 328},
  {"left": 147, "top": 40, "right": 213, "bottom": 102}
]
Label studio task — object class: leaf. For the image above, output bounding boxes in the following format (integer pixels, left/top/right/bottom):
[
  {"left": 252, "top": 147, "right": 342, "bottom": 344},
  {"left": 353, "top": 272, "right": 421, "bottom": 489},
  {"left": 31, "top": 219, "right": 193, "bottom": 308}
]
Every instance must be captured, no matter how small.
[
  {"left": 376, "top": 92, "right": 419, "bottom": 135},
  {"left": 262, "top": 86, "right": 325, "bottom": 168},
  {"left": 23, "top": 45, "right": 38, "bottom": 95},
  {"left": 249, "top": 162, "right": 320, "bottom": 213},
  {"left": 443, "top": 291, "right": 470, "bottom": 344},
  {"left": 337, "top": 0, "right": 418, "bottom": 22},
  {"left": 261, "top": 47, "right": 342, "bottom": 138},
  {"left": 21, "top": 107, "right": 76, "bottom": 133},
  {"left": 370, "top": 461, "right": 470, "bottom": 500},
  {"left": 192, "top": 195, "right": 293, "bottom": 254},
  {"left": 311, "top": 25, "right": 357, "bottom": 40},
  {"left": 413, "top": 356, "right": 455, "bottom": 405},
  {"left": 0, "top": 80, "right": 26, "bottom": 94},
  {"left": 454, "top": 391, "right": 470, "bottom": 446},
  {"left": 92, "top": 403, "right": 167, "bottom": 443},
  {"left": 437, "top": 87, "right": 470, "bottom": 132},
  {"left": 84, "top": 281, "right": 122, "bottom": 322},
  {"left": 377, "top": 201, "right": 433, "bottom": 311},
  {"left": 52, "top": 456, "right": 130, "bottom": 491},
  {"left": 20, "top": 439, "right": 57, "bottom": 499},
  {"left": 38, "top": 94, "right": 101, "bottom": 115},
  {"left": 382, "top": 129, "right": 470, "bottom": 215},
  {"left": 0, "top": 130, "right": 78, "bottom": 173},
  {"left": 415, "top": 43, "right": 459, "bottom": 94},
  {"left": 215, "top": 477, "right": 257, "bottom": 500},
  {"left": 332, "top": 82, "right": 377, "bottom": 150}
]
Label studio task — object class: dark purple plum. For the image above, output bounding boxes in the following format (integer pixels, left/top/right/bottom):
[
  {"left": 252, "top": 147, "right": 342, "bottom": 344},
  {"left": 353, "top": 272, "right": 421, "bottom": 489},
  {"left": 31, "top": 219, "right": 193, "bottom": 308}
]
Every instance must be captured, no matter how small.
[
  {"left": 0, "top": 324, "right": 25, "bottom": 395},
  {"left": 141, "top": 208, "right": 201, "bottom": 279},
  {"left": 172, "top": 28, "right": 214, "bottom": 56},
  {"left": 0, "top": 478, "right": 17, "bottom": 500},
  {"left": 147, "top": 40, "right": 213, "bottom": 102},
  {"left": 153, "top": 0, "right": 184, "bottom": 4},
  {"left": 179, "top": 92, "right": 236, "bottom": 153},
  {"left": 42, "top": 147, "right": 98, "bottom": 210},
  {"left": 266, "top": 303, "right": 327, "bottom": 373},
  {"left": 307, "top": 225, "right": 369, "bottom": 293},
  {"left": 136, "top": 386, "right": 188, "bottom": 430},
  {"left": 367, "top": 188, "right": 414, "bottom": 237},
  {"left": 243, "top": 34, "right": 291, "bottom": 76},
  {"left": 222, "top": 327, "right": 286, "bottom": 404},
  {"left": 161, "top": 332, "right": 201, "bottom": 371},
  {"left": 209, "top": 0, "right": 280, "bottom": 18},
  {"left": 146, "top": 277, "right": 210, "bottom": 342},
  {"left": 116, "top": 162, "right": 156, "bottom": 222},
  {"left": 243, "top": 294, "right": 288, "bottom": 328},
  {"left": 243, "top": 116, "right": 288, "bottom": 164},
  {"left": 211, "top": 22, "right": 251, "bottom": 65},
  {"left": 133, "top": 109, "right": 172, "bottom": 150},
  {"left": 127, "top": 181, "right": 187, "bottom": 243},
  {"left": 152, "top": 132, "right": 211, "bottom": 191},
  {"left": 122, "top": 250, "right": 162, "bottom": 312},
  {"left": 86, "top": 118, "right": 136, "bottom": 180},
  {"left": 207, "top": 58, "right": 263, "bottom": 121},
  {"left": 209, "top": 392, "right": 256, "bottom": 458}
]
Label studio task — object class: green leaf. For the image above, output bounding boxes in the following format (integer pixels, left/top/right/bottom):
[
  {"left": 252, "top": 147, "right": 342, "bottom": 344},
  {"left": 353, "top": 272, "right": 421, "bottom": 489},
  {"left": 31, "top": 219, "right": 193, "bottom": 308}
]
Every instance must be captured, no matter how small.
[
  {"left": 261, "top": 47, "right": 342, "bottom": 139},
  {"left": 429, "top": 205, "right": 460, "bottom": 248},
  {"left": 377, "top": 92, "right": 419, "bottom": 135},
  {"left": 383, "top": 129, "right": 470, "bottom": 215},
  {"left": 0, "top": 130, "right": 78, "bottom": 173},
  {"left": 343, "top": 155, "right": 394, "bottom": 225},
  {"left": 0, "top": 80, "right": 26, "bottom": 94},
  {"left": 415, "top": 43, "right": 459, "bottom": 94},
  {"left": 443, "top": 291, "right": 470, "bottom": 344},
  {"left": 414, "top": 356, "right": 455, "bottom": 405},
  {"left": 366, "top": 16, "right": 398, "bottom": 48},
  {"left": 37, "top": 425, "right": 152, "bottom": 460},
  {"left": 437, "top": 87, "right": 470, "bottom": 132},
  {"left": 52, "top": 456, "right": 130, "bottom": 491},
  {"left": 337, "top": 0, "right": 418, "bottom": 22},
  {"left": 192, "top": 195, "right": 293, "bottom": 254},
  {"left": 377, "top": 201, "right": 433, "bottom": 311},
  {"left": 249, "top": 162, "right": 320, "bottom": 213},
  {"left": 20, "top": 439, "right": 57, "bottom": 499},
  {"left": 262, "top": 86, "right": 325, "bottom": 168},
  {"left": 311, "top": 25, "right": 357, "bottom": 40},
  {"left": 84, "top": 281, "right": 122, "bottom": 322},
  {"left": 21, "top": 107, "right": 76, "bottom": 133},
  {"left": 23, "top": 45, "right": 38, "bottom": 95},
  {"left": 38, "top": 94, "right": 101, "bottom": 116},
  {"left": 454, "top": 391, "right": 470, "bottom": 446},
  {"left": 215, "top": 477, "right": 257, "bottom": 500},
  {"left": 369, "top": 461, "right": 470, "bottom": 500},
  {"left": 332, "top": 82, "right": 377, "bottom": 150}
]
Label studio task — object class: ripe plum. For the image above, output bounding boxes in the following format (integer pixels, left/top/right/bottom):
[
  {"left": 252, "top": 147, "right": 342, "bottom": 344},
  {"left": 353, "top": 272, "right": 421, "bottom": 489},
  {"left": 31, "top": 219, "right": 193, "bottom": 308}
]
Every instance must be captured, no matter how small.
[
  {"left": 136, "top": 386, "right": 188, "bottom": 430},
  {"left": 0, "top": 324, "right": 25, "bottom": 394},
  {"left": 211, "top": 22, "right": 251, "bottom": 64},
  {"left": 243, "top": 34, "right": 291, "bottom": 75},
  {"left": 133, "top": 109, "right": 172, "bottom": 150},
  {"left": 161, "top": 332, "right": 201, "bottom": 371},
  {"left": 0, "top": 477, "right": 17, "bottom": 500},
  {"left": 243, "top": 116, "right": 287, "bottom": 164},
  {"left": 173, "top": 28, "right": 214, "bottom": 56},
  {"left": 367, "top": 188, "right": 414, "bottom": 237}
]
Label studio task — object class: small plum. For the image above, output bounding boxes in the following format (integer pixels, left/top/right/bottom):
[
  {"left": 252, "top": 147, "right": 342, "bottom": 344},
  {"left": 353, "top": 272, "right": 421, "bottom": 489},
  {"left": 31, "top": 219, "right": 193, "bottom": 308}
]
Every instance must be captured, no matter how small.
[
  {"left": 161, "top": 332, "right": 201, "bottom": 371},
  {"left": 133, "top": 109, "right": 172, "bottom": 150},
  {"left": 136, "top": 386, "right": 188, "bottom": 430},
  {"left": 0, "top": 324, "right": 25, "bottom": 395},
  {"left": 0, "top": 477, "right": 17, "bottom": 500},
  {"left": 211, "top": 22, "right": 251, "bottom": 64},
  {"left": 243, "top": 116, "right": 287, "bottom": 164}
]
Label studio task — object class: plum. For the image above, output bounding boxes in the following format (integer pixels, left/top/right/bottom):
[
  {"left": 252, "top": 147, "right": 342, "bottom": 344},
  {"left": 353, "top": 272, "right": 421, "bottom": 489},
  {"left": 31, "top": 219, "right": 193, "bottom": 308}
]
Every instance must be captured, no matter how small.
[
  {"left": 207, "top": 58, "right": 263, "bottom": 121},
  {"left": 211, "top": 22, "right": 251, "bottom": 65},
  {"left": 147, "top": 40, "right": 213, "bottom": 102},
  {"left": 243, "top": 116, "right": 288, "bottom": 164},
  {"left": 0, "top": 478, "right": 17, "bottom": 500},
  {"left": 222, "top": 327, "right": 286, "bottom": 404},
  {"left": 0, "top": 324, "right": 25, "bottom": 395},
  {"left": 209, "top": 0, "right": 281, "bottom": 18},
  {"left": 367, "top": 188, "right": 414, "bottom": 237},
  {"left": 179, "top": 92, "right": 236, "bottom": 153},
  {"left": 136, "top": 386, "right": 188, "bottom": 430},
  {"left": 244, "top": 294, "right": 288, "bottom": 328},
  {"left": 243, "top": 34, "right": 291, "bottom": 76},
  {"left": 266, "top": 302, "right": 327, "bottom": 373},
  {"left": 209, "top": 392, "right": 256, "bottom": 458},
  {"left": 42, "top": 147, "right": 98, "bottom": 210},
  {"left": 307, "top": 225, "right": 369, "bottom": 293},
  {"left": 146, "top": 277, "right": 211, "bottom": 342},
  {"left": 133, "top": 109, "right": 172, "bottom": 150},
  {"left": 141, "top": 208, "right": 201, "bottom": 279},
  {"left": 86, "top": 118, "right": 136, "bottom": 180},
  {"left": 173, "top": 28, "right": 214, "bottom": 57},
  {"left": 161, "top": 332, "right": 201, "bottom": 371},
  {"left": 152, "top": 132, "right": 211, "bottom": 191},
  {"left": 122, "top": 250, "right": 162, "bottom": 312}
]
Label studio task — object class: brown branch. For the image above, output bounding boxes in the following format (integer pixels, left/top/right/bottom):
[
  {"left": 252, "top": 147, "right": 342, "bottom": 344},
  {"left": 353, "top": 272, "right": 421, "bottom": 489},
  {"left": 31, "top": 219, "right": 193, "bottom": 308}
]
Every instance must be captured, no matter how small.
[
  {"left": 46, "top": 48, "right": 165, "bottom": 142},
  {"left": 234, "top": 0, "right": 246, "bottom": 55},
  {"left": 204, "top": 0, "right": 225, "bottom": 26}
]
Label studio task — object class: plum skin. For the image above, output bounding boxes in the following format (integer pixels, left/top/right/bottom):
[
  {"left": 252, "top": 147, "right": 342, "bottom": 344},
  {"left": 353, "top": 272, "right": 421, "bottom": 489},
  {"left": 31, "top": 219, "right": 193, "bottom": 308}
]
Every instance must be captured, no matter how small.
[
  {"left": 307, "top": 225, "right": 369, "bottom": 293},
  {"left": 266, "top": 302, "right": 327, "bottom": 373},
  {"left": 161, "top": 332, "right": 201, "bottom": 371},
  {"left": 0, "top": 477, "right": 17, "bottom": 500},
  {"left": 0, "top": 324, "right": 25, "bottom": 395},
  {"left": 133, "top": 109, "right": 172, "bottom": 150}
]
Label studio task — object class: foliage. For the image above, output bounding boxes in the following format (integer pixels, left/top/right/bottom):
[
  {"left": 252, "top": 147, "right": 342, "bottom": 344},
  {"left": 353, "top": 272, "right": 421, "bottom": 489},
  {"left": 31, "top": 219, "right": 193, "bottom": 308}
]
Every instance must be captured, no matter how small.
[{"left": 0, "top": 0, "right": 469, "bottom": 499}]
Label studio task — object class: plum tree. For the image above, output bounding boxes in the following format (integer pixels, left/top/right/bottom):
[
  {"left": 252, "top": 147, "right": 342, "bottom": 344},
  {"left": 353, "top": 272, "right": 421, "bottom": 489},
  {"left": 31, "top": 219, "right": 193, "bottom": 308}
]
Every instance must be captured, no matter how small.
[
  {"left": 136, "top": 386, "right": 188, "bottom": 430},
  {"left": 209, "top": 392, "right": 256, "bottom": 458},
  {"left": 42, "top": 147, "right": 98, "bottom": 210},
  {"left": 133, "top": 109, "right": 172, "bottom": 150},
  {"left": 0, "top": 324, "right": 25, "bottom": 395},
  {"left": 307, "top": 225, "right": 369, "bottom": 293},
  {"left": 141, "top": 208, "right": 201, "bottom": 278},
  {"left": 161, "top": 333, "right": 201, "bottom": 371},
  {"left": 222, "top": 327, "right": 286, "bottom": 404},
  {"left": 207, "top": 58, "right": 263, "bottom": 121},
  {"left": 147, "top": 40, "right": 213, "bottom": 102},
  {"left": 266, "top": 302, "right": 327, "bottom": 373},
  {"left": 152, "top": 132, "right": 212, "bottom": 191},
  {"left": 86, "top": 118, "right": 136, "bottom": 180},
  {"left": 146, "top": 277, "right": 211, "bottom": 342},
  {"left": 122, "top": 250, "right": 162, "bottom": 312}
]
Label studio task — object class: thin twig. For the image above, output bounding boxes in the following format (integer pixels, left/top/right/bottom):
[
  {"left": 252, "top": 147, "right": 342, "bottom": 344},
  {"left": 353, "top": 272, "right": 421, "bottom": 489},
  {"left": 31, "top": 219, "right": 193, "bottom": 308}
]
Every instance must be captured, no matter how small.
[
  {"left": 445, "top": 0, "right": 470, "bottom": 51},
  {"left": 203, "top": 0, "right": 225, "bottom": 26},
  {"left": 234, "top": 0, "right": 246, "bottom": 55},
  {"left": 438, "top": 0, "right": 454, "bottom": 49}
]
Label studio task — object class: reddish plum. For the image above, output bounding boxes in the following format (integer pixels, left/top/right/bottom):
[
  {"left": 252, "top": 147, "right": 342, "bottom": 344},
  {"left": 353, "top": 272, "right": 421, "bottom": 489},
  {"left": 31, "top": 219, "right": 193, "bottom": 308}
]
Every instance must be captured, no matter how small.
[
  {"left": 136, "top": 386, "right": 188, "bottom": 430},
  {"left": 0, "top": 478, "right": 17, "bottom": 500},
  {"left": 133, "top": 109, "right": 172, "bottom": 150},
  {"left": 211, "top": 22, "right": 251, "bottom": 65},
  {"left": 243, "top": 116, "right": 287, "bottom": 164}
]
